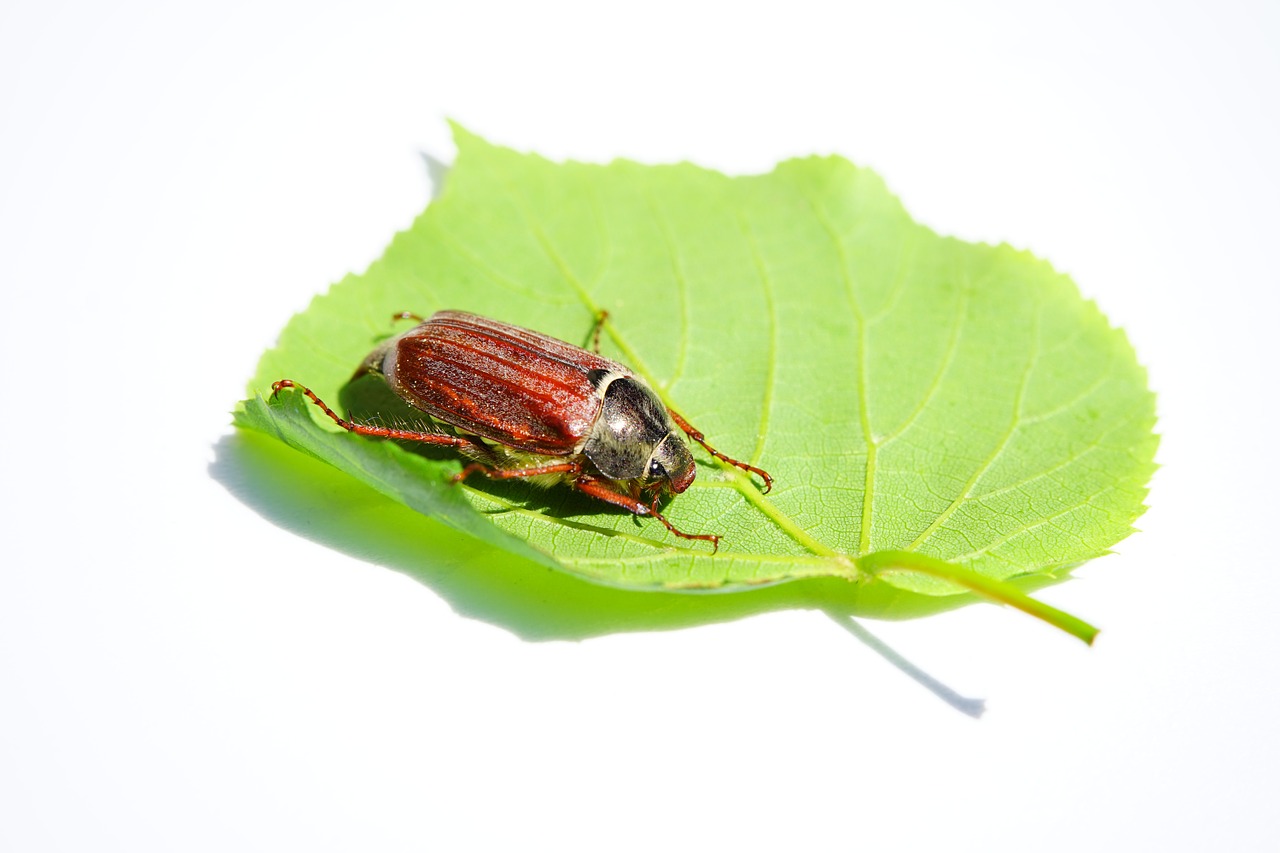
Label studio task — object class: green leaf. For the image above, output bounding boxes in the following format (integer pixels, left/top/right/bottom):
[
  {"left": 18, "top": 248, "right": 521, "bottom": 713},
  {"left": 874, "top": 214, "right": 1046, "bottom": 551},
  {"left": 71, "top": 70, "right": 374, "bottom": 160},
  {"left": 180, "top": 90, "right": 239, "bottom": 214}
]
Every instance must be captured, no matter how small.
[{"left": 236, "top": 126, "right": 1157, "bottom": 642}]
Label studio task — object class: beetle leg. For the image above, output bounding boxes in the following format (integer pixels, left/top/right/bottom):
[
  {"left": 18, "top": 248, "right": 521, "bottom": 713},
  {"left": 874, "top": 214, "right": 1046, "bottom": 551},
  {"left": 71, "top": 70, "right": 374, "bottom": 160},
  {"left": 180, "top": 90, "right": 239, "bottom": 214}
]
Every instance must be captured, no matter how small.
[
  {"left": 391, "top": 311, "right": 425, "bottom": 323},
  {"left": 452, "top": 459, "right": 582, "bottom": 484},
  {"left": 665, "top": 408, "right": 773, "bottom": 493},
  {"left": 575, "top": 476, "right": 720, "bottom": 552},
  {"left": 587, "top": 310, "right": 609, "bottom": 354},
  {"left": 271, "top": 380, "right": 474, "bottom": 449}
]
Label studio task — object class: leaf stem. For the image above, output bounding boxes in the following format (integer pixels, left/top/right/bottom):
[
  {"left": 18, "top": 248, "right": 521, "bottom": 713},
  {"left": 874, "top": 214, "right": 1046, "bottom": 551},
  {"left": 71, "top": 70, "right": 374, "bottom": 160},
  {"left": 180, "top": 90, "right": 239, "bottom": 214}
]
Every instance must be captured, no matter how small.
[{"left": 856, "top": 551, "right": 1099, "bottom": 645}]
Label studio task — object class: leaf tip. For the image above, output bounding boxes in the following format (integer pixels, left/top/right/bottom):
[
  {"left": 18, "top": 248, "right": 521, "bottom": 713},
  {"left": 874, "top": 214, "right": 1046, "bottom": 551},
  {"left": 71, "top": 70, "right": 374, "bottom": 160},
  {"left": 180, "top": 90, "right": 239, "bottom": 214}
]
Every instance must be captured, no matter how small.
[{"left": 445, "top": 117, "right": 476, "bottom": 142}]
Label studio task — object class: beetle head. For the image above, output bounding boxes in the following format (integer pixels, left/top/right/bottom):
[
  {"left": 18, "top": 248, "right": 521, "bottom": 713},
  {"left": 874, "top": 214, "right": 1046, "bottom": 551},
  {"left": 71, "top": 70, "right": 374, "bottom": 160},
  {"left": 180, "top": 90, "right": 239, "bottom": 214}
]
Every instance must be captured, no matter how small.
[
  {"left": 584, "top": 377, "right": 696, "bottom": 493},
  {"left": 645, "top": 433, "right": 696, "bottom": 493}
]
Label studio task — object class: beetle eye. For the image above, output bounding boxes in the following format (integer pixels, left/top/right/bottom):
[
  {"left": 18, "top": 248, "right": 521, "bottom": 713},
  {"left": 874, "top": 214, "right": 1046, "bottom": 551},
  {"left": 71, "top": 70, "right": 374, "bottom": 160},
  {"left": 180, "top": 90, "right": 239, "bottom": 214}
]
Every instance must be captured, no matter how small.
[{"left": 648, "top": 459, "right": 667, "bottom": 480}]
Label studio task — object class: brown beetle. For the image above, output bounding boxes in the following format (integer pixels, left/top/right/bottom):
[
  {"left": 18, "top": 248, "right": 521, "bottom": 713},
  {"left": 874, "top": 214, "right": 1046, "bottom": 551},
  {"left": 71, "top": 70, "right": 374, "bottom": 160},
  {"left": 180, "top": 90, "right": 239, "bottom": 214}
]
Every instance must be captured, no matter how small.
[{"left": 271, "top": 310, "right": 771, "bottom": 550}]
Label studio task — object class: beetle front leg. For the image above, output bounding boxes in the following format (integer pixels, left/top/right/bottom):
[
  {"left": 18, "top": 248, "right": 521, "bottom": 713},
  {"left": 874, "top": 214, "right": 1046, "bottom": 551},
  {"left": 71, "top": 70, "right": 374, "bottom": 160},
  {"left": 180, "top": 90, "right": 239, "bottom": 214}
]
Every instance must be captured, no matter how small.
[
  {"left": 271, "top": 380, "right": 475, "bottom": 449},
  {"left": 575, "top": 476, "right": 720, "bottom": 552},
  {"left": 665, "top": 408, "right": 773, "bottom": 493}
]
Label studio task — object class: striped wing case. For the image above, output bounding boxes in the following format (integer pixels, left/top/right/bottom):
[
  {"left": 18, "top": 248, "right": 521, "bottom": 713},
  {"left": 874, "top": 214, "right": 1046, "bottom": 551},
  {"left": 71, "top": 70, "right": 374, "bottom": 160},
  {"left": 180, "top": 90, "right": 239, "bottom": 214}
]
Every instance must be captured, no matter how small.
[{"left": 380, "top": 311, "right": 631, "bottom": 455}]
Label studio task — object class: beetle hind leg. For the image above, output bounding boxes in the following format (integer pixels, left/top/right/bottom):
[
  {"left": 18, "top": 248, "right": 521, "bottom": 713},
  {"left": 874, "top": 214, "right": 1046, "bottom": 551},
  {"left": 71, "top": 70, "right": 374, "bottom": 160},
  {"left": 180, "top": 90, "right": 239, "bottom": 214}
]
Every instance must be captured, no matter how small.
[{"left": 271, "top": 380, "right": 474, "bottom": 449}]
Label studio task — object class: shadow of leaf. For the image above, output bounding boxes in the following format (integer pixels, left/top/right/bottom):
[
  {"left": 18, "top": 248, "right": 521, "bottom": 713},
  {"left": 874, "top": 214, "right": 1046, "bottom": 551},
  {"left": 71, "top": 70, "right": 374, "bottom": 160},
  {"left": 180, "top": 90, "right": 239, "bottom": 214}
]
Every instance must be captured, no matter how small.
[
  {"left": 212, "top": 427, "right": 1000, "bottom": 716},
  {"left": 210, "top": 427, "right": 991, "bottom": 641}
]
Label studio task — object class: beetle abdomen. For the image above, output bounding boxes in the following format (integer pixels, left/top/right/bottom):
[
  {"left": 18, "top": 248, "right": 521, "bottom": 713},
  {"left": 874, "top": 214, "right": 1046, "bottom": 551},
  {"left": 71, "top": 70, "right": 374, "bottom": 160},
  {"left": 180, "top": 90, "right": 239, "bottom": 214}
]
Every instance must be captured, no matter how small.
[{"left": 384, "top": 311, "right": 631, "bottom": 455}]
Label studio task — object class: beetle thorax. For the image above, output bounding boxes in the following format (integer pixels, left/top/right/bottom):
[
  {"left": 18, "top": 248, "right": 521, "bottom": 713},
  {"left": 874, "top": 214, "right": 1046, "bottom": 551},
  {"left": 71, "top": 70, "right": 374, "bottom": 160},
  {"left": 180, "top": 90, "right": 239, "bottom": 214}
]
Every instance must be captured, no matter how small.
[{"left": 582, "top": 377, "right": 695, "bottom": 491}]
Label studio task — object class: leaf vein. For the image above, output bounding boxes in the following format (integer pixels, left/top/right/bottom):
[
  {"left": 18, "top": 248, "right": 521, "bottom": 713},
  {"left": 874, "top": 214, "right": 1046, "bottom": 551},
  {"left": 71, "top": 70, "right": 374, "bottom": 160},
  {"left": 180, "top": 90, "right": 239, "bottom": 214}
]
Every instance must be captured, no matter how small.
[
  {"left": 431, "top": 223, "right": 566, "bottom": 301},
  {"left": 866, "top": 229, "right": 917, "bottom": 324},
  {"left": 945, "top": 485, "right": 1121, "bottom": 564},
  {"left": 878, "top": 280, "right": 971, "bottom": 448},
  {"left": 803, "top": 192, "right": 877, "bottom": 555},
  {"left": 906, "top": 291, "right": 1047, "bottom": 552},
  {"left": 967, "top": 403, "right": 1152, "bottom": 503},
  {"left": 736, "top": 210, "right": 779, "bottom": 468},
  {"left": 643, "top": 187, "right": 691, "bottom": 391}
]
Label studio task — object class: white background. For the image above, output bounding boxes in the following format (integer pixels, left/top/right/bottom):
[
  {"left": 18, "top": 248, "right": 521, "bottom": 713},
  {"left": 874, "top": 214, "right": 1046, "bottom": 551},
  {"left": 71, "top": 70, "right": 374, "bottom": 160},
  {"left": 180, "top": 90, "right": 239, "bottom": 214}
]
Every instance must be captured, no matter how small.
[{"left": 2, "top": 1, "right": 1277, "bottom": 850}]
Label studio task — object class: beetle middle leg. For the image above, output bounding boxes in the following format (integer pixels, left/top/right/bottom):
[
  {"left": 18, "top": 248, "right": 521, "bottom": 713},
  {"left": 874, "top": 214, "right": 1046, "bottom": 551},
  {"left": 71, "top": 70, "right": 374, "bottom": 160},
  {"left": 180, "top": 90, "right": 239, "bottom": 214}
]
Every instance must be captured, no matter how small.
[
  {"left": 586, "top": 310, "right": 609, "bottom": 354},
  {"left": 575, "top": 476, "right": 720, "bottom": 552},
  {"left": 452, "top": 459, "right": 582, "bottom": 484},
  {"left": 665, "top": 408, "right": 773, "bottom": 493}
]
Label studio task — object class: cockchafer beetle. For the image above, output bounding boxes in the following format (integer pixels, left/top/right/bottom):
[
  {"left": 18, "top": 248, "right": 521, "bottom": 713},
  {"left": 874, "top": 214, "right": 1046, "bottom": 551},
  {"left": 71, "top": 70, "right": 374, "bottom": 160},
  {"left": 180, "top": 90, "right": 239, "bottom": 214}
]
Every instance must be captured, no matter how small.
[{"left": 271, "top": 310, "right": 772, "bottom": 551}]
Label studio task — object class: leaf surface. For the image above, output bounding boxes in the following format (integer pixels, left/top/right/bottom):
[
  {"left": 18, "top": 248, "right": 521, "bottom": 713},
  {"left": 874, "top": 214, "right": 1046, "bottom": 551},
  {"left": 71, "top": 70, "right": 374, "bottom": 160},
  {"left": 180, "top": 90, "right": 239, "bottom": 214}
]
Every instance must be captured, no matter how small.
[{"left": 237, "top": 127, "right": 1156, "bottom": 625}]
